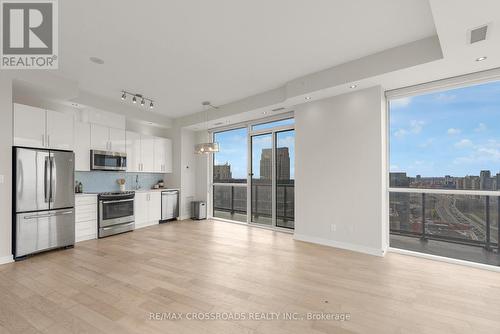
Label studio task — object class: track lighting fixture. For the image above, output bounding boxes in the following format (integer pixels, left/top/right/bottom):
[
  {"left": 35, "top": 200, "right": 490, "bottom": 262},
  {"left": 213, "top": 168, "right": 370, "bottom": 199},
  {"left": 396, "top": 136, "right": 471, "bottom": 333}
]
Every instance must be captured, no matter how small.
[{"left": 120, "top": 91, "right": 155, "bottom": 110}]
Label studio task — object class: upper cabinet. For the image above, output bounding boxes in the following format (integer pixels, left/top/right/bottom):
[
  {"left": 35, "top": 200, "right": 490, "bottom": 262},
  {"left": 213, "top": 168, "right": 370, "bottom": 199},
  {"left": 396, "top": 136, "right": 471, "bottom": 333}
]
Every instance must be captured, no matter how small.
[
  {"left": 74, "top": 122, "right": 91, "bottom": 171},
  {"left": 125, "top": 131, "right": 141, "bottom": 172},
  {"left": 126, "top": 131, "right": 172, "bottom": 173},
  {"left": 154, "top": 137, "right": 173, "bottom": 173},
  {"left": 14, "top": 103, "right": 74, "bottom": 150},
  {"left": 90, "top": 124, "right": 126, "bottom": 153}
]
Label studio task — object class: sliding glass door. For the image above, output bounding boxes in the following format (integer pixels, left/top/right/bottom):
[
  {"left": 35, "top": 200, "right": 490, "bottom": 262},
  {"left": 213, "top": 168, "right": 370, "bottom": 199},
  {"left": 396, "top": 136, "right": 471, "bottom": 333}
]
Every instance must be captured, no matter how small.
[
  {"left": 251, "top": 133, "right": 273, "bottom": 225},
  {"left": 212, "top": 117, "right": 294, "bottom": 230},
  {"left": 275, "top": 130, "right": 295, "bottom": 228}
]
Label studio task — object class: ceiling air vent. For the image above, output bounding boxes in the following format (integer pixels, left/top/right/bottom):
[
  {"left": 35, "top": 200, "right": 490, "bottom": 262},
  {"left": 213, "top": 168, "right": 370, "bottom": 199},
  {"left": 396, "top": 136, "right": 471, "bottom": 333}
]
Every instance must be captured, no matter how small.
[
  {"left": 469, "top": 25, "right": 489, "bottom": 44},
  {"left": 271, "top": 107, "right": 285, "bottom": 112}
]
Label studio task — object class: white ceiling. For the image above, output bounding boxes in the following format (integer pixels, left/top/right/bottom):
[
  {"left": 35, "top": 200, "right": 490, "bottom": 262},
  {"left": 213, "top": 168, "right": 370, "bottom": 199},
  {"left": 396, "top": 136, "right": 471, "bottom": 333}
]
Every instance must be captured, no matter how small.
[{"left": 58, "top": 0, "right": 436, "bottom": 118}]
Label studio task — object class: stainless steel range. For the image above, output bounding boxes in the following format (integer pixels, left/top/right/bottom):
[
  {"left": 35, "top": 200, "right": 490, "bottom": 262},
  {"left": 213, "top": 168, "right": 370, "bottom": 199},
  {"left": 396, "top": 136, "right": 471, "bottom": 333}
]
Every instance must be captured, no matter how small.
[{"left": 98, "top": 191, "right": 135, "bottom": 238}]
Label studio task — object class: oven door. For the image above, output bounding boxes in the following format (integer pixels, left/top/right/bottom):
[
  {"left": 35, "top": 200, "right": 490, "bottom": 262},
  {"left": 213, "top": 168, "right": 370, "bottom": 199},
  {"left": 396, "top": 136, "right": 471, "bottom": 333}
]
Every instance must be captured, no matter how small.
[
  {"left": 99, "top": 199, "right": 134, "bottom": 227},
  {"left": 91, "top": 150, "right": 127, "bottom": 171}
]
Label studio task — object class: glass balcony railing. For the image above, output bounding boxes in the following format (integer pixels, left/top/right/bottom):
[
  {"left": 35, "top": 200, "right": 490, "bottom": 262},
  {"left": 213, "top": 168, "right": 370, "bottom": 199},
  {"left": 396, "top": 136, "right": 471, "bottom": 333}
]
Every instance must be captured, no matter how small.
[
  {"left": 213, "top": 183, "right": 295, "bottom": 228},
  {"left": 390, "top": 189, "right": 500, "bottom": 250}
]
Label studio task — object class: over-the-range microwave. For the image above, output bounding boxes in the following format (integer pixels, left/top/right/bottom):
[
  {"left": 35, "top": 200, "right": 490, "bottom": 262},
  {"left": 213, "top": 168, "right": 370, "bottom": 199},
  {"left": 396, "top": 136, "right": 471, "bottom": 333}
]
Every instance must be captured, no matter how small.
[{"left": 90, "top": 150, "right": 127, "bottom": 171}]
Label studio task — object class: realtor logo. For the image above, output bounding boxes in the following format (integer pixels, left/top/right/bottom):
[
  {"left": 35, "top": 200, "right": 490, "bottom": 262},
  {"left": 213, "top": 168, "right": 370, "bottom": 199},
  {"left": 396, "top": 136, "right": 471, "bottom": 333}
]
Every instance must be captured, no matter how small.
[{"left": 1, "top": 0, "right": 58, "bottom": 69}]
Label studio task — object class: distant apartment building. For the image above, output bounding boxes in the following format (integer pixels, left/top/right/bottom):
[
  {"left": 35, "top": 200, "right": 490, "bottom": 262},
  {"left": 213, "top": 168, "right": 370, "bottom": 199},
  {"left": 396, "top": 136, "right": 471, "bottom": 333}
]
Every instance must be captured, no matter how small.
[
  {"left": 214, "top": 163, "right": 232, "bottom": 181},
  {"left": 480, "top": 170, "right": 492, "bottom": 190},
  {"left": 260, "top": 147, "right": 290, "bottom": 180},
  {"left": 389, "top": 172, "right": 410, "bottom": 187}
]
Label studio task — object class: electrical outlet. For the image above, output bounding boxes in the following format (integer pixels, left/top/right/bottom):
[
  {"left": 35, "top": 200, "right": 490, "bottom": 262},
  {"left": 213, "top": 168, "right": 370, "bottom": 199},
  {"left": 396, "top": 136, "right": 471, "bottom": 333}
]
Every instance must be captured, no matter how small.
[
  {"left": 0, "top": 175, "right": 4, "bottom": 184},
  {"left": 330, "top": 224, "right": 336, "bottom": 232}
]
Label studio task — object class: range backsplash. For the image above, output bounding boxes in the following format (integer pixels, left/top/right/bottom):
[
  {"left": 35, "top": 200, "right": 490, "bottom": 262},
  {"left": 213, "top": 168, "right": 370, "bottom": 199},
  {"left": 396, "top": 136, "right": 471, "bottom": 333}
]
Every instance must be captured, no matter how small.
[{"left": 75, "top": 171, "right": 166, "bottom": 193}]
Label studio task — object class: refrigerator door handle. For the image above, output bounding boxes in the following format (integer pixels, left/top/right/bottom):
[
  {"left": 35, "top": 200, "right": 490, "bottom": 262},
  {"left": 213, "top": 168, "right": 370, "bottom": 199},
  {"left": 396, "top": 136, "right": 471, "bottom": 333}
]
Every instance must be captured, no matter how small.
[
  {"left": 44, "top": 156, "right": 50, "bottom": 203},
  {"left": 49, "top": 156, "right": 56, "bottom": 203}
]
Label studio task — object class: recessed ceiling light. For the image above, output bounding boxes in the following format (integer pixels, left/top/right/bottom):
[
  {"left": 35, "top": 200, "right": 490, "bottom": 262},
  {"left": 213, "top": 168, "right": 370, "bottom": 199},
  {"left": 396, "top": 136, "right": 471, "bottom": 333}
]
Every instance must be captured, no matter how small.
[
  {"left": 476, "top": 56, "right": 487, "bottom": 62},
  {"left": 305, "top": 96, "right": 312, "bottom": 100},
  {"left": 349, "top": 84, "right": 358, "bottom": 89},
  {"left": 89, "top": 56, "right": 104, "bottom": 65},
  {"left": 262, "top": 111, "right": 268, "bottom": 115}
]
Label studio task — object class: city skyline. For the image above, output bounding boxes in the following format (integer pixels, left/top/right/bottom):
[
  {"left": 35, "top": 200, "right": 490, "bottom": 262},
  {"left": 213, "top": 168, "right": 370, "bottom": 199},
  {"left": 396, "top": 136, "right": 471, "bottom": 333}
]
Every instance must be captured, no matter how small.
[
  {"left": 213, "top": 128, "right": 295, "bottom": 179},
  {"left": 390, "top": 80, "right": 500, "bottom": 177}
]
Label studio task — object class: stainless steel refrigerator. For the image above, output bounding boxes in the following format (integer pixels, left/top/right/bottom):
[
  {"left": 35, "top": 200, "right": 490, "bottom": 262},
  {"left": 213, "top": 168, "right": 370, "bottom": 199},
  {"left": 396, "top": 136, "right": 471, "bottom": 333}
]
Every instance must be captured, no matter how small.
[{"left": 13, "top": 147, "right": 75, "bottom": 260}]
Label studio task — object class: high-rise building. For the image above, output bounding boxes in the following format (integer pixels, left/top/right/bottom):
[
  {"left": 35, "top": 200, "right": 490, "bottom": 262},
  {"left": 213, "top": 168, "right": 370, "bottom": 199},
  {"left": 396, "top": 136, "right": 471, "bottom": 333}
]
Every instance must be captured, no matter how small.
[
  {"left": 260, "top": 147, "right": 290, "bottom": 180},
  {"left": 214, "top": 163, "right": 232, "bottom": 181},
  {"left": 480, "top": 170, "right": 492, "bottom": 190},
  {"left": 389, "top": 172, "right": 410, "bottom": 187}
]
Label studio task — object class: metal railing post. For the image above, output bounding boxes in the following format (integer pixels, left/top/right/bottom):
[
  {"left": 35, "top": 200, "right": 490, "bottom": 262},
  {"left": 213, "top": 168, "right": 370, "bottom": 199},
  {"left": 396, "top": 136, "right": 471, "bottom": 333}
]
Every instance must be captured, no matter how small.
[
  {"left": 485, "top": 196, "right": 490, "bottom": 250},
  {"left": 230, "top": 186, "right": 234, "bottom": 215},
  {"left": 421, "top": 193, "right": 426, "bottom": 240},
  {"left": 498, "top": 196, "right": 500, "bottom": 253}
]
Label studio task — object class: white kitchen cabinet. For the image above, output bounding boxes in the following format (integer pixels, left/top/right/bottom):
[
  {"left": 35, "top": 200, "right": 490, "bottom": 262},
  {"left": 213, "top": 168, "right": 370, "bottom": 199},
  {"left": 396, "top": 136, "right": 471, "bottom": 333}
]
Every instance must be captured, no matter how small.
[
  {"left": 109, "top": 127, "right": 126, "bottom": 153},
  {"left": 154, "top": 137, "right": 172, "bottom": 173},
  {"left": 46, "top": 110, "right": 74, "bottom": 150},
  {"left": 141, "top": 135, "right": 155, "bottom": 173},
  {"left": 134, "top": 191, "right": 161, "bottom": 229},
  {"left": 74, "top": 122, "right": 91, "bottom": 171},
  {"left": 90, "top": 124, "right": 109, "bottom": 151},
  {"left": 14, "top": 104, "right": 74, "bottom": 150},
  {"left": 149, "top": 192, "right": 162, "bottom": 221},
  {"left": 75, "top": 195, "right": 97, "bottom": 242},
  {"left": 126, "top": 131, "right": 141, "bottom": 172},
  {"left": 91, "top": 124, "right": 126, "bottom": 153},
  {"left": 134, "top": 192, "right": 149, "bottom": 228},
  {"left": 13, "top": 104, "right": 46, "bottom": 148},
  {"left": 164, "top": 138, "right": 173, "bottom": 173}
]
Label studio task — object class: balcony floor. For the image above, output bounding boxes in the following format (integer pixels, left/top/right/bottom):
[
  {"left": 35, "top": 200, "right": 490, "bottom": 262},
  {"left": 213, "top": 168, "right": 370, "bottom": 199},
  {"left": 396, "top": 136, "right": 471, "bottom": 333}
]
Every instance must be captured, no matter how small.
[{"left": 390, "top": 234, "right": 500, "bottom": 267}]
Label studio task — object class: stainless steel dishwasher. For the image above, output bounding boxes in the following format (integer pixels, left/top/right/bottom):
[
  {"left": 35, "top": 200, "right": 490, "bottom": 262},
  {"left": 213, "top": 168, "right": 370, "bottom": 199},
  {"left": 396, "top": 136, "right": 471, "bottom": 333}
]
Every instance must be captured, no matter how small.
[{"left": 161, "top": 190, "right": 179, "bottom": 222}]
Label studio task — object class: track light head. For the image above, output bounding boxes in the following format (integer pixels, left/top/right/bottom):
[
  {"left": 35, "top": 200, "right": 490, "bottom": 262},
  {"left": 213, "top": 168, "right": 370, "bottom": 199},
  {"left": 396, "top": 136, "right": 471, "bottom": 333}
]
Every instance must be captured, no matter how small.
[
  {"left": 150, "top": 101, "right": 154, "bottom": 109},
  {"left": 141, "top": 98, "right": 145, "bottom": 106},
  {"left": 121, "top": 92, "right": 126, "bottom": 100},
  {"left": 132, "top": 96, "right": 137, "bottom": 103}
]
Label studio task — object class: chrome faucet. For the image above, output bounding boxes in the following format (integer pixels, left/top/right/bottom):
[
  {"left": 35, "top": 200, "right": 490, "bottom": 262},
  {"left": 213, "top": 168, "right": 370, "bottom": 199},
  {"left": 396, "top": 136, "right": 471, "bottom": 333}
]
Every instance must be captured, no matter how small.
[{"left": 135, "top": 174, "right": 141, "bottom": 190}]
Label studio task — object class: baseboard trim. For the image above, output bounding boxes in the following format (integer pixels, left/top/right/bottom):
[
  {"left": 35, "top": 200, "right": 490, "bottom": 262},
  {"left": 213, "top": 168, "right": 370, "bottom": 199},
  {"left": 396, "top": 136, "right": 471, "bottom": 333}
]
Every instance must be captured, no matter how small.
[
  {"left": 294, "top": 234, "right": 386, "bottom": 257},
  {"left": 0, "top": 255, "right": 14, "bottom": 265},
  {"left": 389, "top": 247, "right": 500, "bottom": 273}
]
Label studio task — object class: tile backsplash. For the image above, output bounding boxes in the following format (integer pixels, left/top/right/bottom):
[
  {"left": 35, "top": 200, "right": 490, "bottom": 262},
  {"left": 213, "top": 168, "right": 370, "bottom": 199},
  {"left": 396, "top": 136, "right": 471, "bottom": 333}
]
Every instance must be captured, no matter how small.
[{"left": 75, "top": 171, "right": 166, "bottom": 193}]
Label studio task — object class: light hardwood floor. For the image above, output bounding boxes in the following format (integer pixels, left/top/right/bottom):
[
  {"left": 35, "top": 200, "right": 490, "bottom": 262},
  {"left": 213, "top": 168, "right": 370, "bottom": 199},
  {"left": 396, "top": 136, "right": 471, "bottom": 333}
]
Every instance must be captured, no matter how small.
[{"left": 1, "top": 220, "right": 500, "bottom": 334}]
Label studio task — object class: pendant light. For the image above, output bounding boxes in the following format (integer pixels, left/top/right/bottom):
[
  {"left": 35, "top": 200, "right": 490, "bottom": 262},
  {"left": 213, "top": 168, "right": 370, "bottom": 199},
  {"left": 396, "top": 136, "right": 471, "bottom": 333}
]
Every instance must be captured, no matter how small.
[{"left": 194, "top": 101, "right": 220, "bottom": 154}]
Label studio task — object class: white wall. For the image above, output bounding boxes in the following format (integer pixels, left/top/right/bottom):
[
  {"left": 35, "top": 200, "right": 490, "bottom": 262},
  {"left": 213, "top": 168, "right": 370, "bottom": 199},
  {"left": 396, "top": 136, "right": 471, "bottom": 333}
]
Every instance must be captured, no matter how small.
[
  {"left": 0, "top": 78, "right": 13, "bottom": 264},
  {"left": 294, "top": 86, "right": 388, "bottom": 256}
]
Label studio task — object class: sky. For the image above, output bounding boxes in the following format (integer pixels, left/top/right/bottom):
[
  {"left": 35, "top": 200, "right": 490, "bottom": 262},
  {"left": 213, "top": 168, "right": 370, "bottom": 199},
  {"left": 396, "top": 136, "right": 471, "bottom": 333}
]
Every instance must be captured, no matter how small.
[
  {"left": 390, "top": 80, "right": 500, "bottom": 177},
  {"left": 214, "top": 126, "right": 295, "bottom": 179}
]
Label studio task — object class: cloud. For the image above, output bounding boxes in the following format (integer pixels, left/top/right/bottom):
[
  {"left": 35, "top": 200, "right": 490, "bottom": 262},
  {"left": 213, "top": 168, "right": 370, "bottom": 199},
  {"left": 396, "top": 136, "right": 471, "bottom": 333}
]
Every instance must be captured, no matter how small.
[
  {"left": 474, "top": 123, "right": 487, "bottom": 132},
  {"left": 390, "top": 97, "right": 412, "bottom": 109},
  {"left": 394, "top": 129, "right": 408, "bottom": 138},
  {"left": 390, "top": 165, "right": 400, "bottom": 171},
  {"left": 418, "top": 138, "right": 434, "bottom": 148},
  {"left": 447, "top": 128, "right": 461, "bottom": 135},
  {"left": 409, "top": 120, "right": 424, "bottom": 134},
  {"left": 393, "top": 120, "right": 424, "bottom": 138},
  {"left": 453, "top": 139, "right": 500, "bottom": 165},
  {"left": 454, "top": 139, "right": 473, "bottom": 148},
  {"left": 435, "top": 93, "right": 457, "bottom": 102}
]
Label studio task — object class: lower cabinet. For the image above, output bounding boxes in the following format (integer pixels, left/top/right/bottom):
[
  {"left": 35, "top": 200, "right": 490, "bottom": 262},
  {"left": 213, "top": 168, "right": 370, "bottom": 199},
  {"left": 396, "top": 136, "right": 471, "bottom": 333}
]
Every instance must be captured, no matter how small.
[
  {"left": 75, "top": 195, "right": 97, "bottom": 242},
  {"left": 134, "top": 191, "right": 161, "bottom": 229}
]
